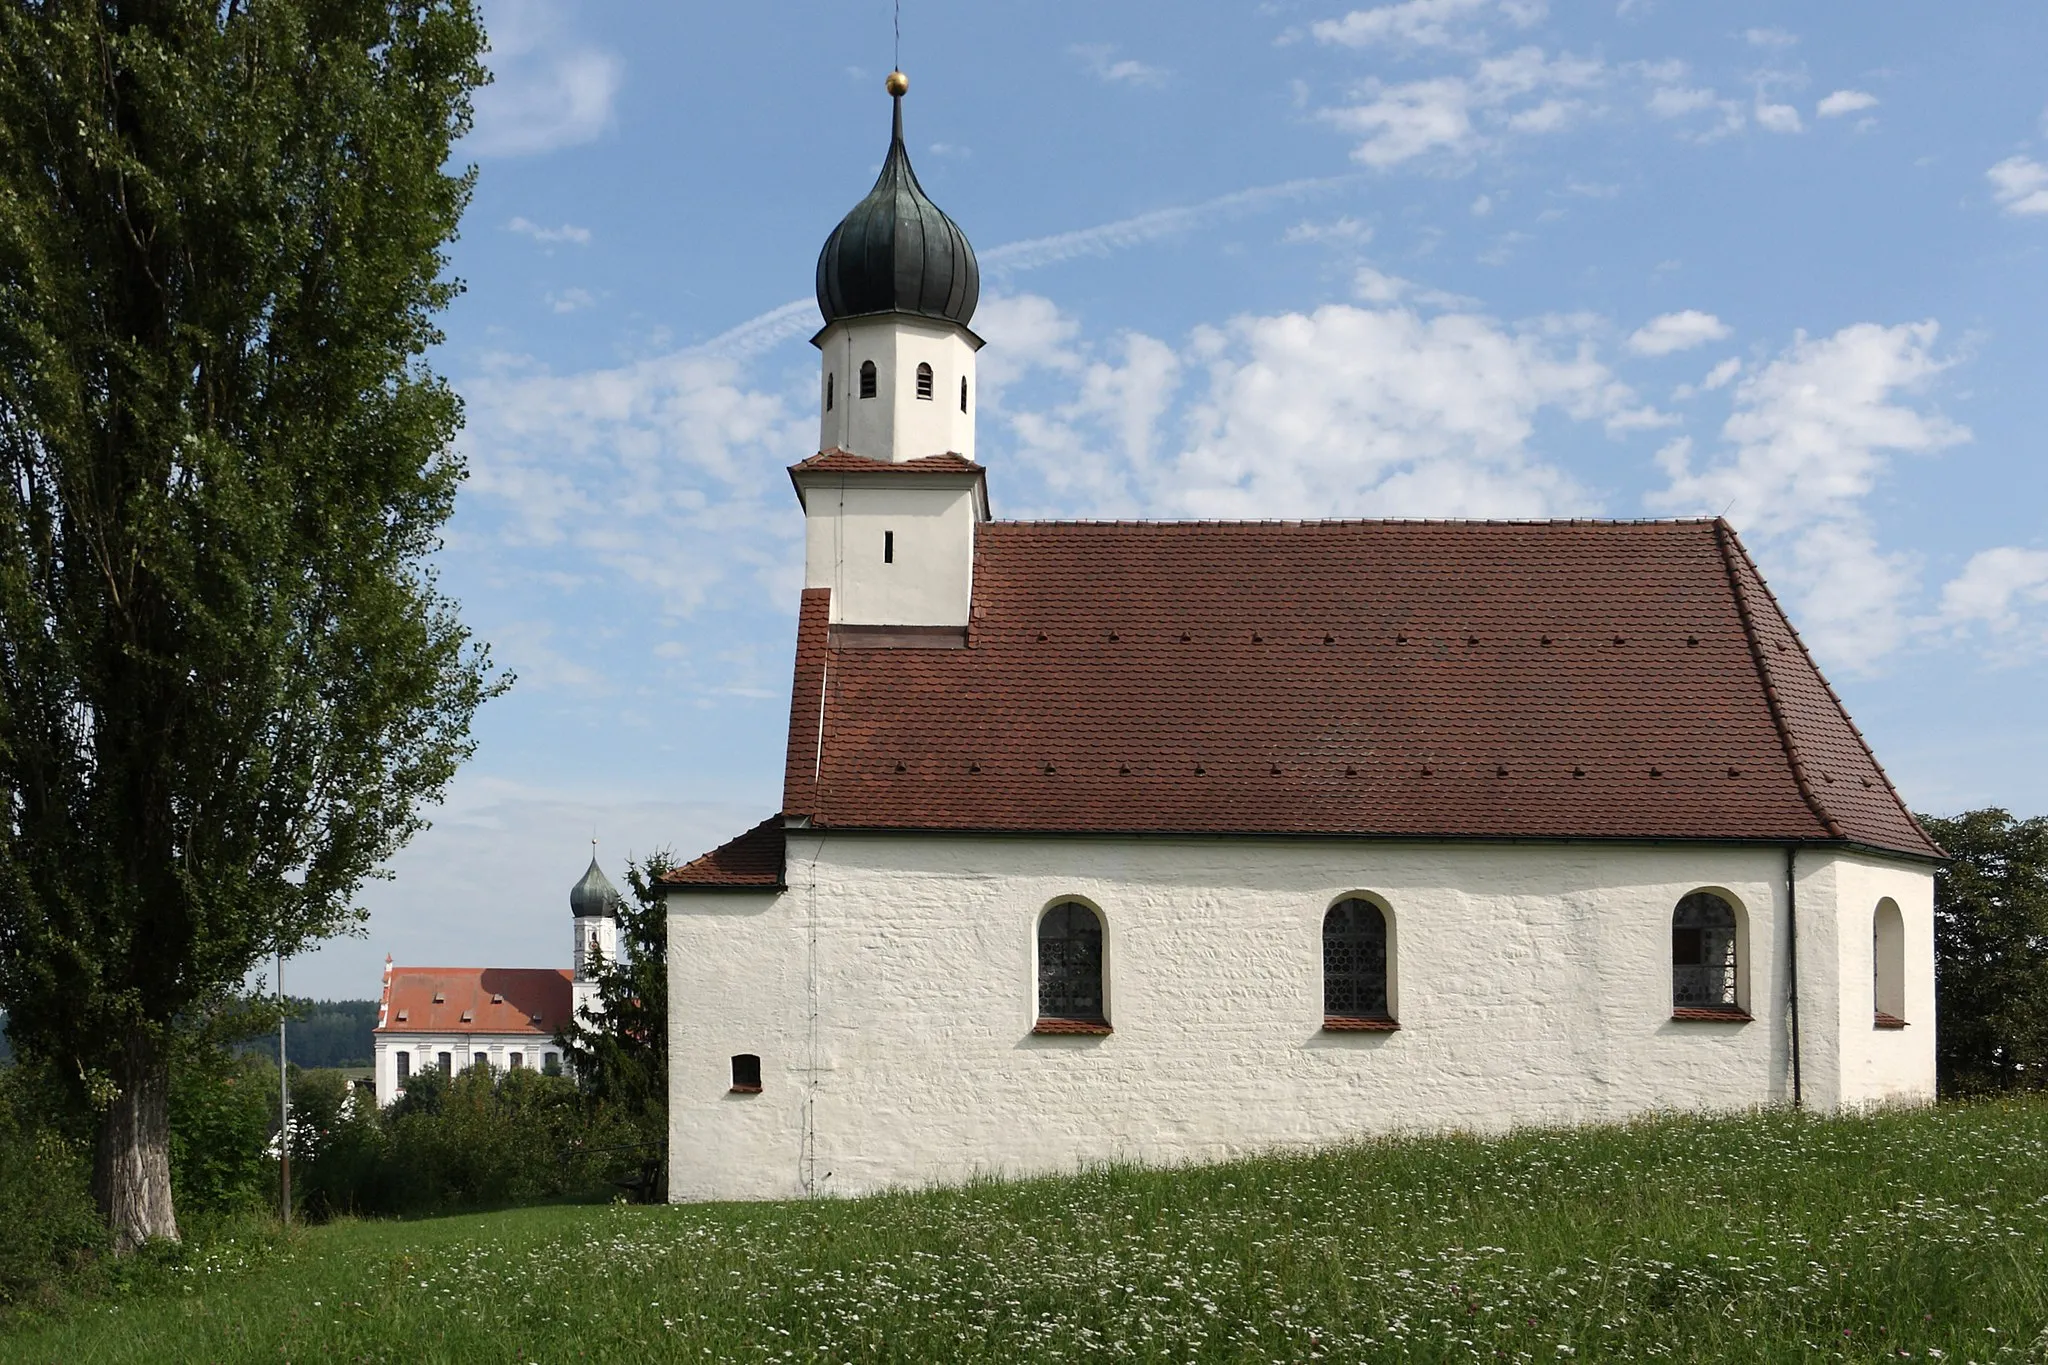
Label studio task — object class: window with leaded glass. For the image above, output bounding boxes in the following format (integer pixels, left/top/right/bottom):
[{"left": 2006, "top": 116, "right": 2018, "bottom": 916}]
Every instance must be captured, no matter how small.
[
  {"left": 1672, "top": 891, "right": 1740, "bottom": 1012},
  {"left": 1324, "top": 898, "right": 1391, "bottom": 1021},
  {"left": 1037, "top": 902, "right": 1105, "bottom": 1024}
]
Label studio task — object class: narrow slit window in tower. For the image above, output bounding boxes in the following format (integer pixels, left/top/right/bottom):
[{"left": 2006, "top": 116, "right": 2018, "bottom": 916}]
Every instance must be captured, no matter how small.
[
  {"left": 859, "top": 359, "right": 877, "bottom": 399},
  {"left": 916, "top": 362, "right": 934, "bottom": 399},
  {"left": 826, "top": 371, "right": 834, "bottom": 412},
  {"left": 960, "top": 375, "right": 969, "bottom": 412},
  {"left": 884, "top": 530, "right": 895, "bottom": 563}
]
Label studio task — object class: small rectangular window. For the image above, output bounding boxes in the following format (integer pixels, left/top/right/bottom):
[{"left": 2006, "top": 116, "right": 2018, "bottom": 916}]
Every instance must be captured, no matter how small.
[
  {"left": 473, "top": 1052, "right": 488, "bottom": 1070},
  {"left": 395, "top": 1051, "right": 410, "bottom": 1082},
  {"left": 509, "top": 1052, "right": 523, "bottom": 1070},
  {"left": 884, "top": 530, "right": 894, "bottom": 564},
  {"left": 731, "top": 1054, "right": 763, "bottom": 1093},
  {"left": 543, "top": 1051, "right": 560, "bottom": 1076},
  {"left": 437, "top": 1051, "right": 452, "bottom": 1075}
]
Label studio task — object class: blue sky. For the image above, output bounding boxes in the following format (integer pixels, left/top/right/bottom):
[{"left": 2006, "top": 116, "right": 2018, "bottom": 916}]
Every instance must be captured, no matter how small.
[{"left": 289, "top": 0, "right": 2048, "bottom": 998}]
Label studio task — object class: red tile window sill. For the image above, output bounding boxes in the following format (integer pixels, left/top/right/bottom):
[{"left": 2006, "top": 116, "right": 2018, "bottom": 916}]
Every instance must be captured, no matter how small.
[
  {"left": 1671, "top": 1007, "right": 1752, "bottom": 1023},
  {"left": 1874, "top": 1012, "right": 1909, "bottom": 1030},
  {"left": 728, "top": 1084, "right": 762, "bottom": 1094},
  {"left": 1033, "top": 1018, "right": 1113, "bottom": 1036},
  {"left": 1324, "top": 1015, "right": 1400, "bottom": 1032}
]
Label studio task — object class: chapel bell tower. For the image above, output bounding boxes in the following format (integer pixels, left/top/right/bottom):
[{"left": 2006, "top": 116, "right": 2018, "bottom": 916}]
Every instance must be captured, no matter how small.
[{"left": 796, "top": 70, "right": 989, "bottom": 632}]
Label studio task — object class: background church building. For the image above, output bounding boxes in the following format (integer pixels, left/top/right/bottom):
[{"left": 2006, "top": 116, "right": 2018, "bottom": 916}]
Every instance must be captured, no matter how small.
[
  {"left": 371, "top": 854, "right": 622, "bottom": 1102},
  {"left": 657, "top": 73, "right": 1941, "bottom": 1203}
]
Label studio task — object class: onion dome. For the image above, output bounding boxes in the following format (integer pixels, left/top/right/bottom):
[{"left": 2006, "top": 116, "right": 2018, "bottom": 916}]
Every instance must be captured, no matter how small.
[
  {"left": 569, "top": 854, "right": 621, "bottom": 919},
  {"left": 816, "top": 72, "right": 979, "bottom": 329}
]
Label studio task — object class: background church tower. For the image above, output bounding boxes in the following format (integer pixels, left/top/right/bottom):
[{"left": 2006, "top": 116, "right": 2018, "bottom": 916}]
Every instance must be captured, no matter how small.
[
  {"left": 568, "top": 849, "right": 620, "bottom": 1023},
  {"left": 796, "top": 70, "right": 989, "bottom": 632}
]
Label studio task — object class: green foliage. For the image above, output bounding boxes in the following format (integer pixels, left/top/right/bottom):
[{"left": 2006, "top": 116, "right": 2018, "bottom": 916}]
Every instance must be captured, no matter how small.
[
  {"left": 10, "top": 1098, "right": 2048, "bottom": 1360},
  {"left": 296, "top": 1064, "right": 624, "bottom": 1219},
  {"left": 0, "top": 0, "right": 498, "bottom": 1243},
  {"left": 167, "top": 1049, "right": 275, "bottom": 1217},
  {"left": 0, "top": 1066, "right": 104, "bottom": 1310},
  {"left": 557, "top": 853, "right": 671, "bottom": 1200},
  {"left": 1922, "top": 808, "right": 2048, "bottom": 1095},
  {"left": 232, "top": 998, "right": 378, "bottom": 1069}
]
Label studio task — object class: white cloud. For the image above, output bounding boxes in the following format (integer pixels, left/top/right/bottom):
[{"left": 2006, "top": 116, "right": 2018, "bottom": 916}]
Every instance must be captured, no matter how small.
[
  {"left": 1816, "top": 89, "right": 1879, "bottom": 118},
  {"left": 508, "top": 217, "right": 592, "bottom": 245},
  {"left": 1283, "top": 216, "right": 1376, "bottom": 245},
  {"left": 1322, "top": 46, "right": 1603, "bottom": 168},
  {"left": 1627, "top": 309, "right": 1732, "bottom": 356},
  {"left": 983, "top": 175, "right": 1352, "bottom": 273},
  {"left": 1651, "top": 321, "right": 1968, "bottom": 664},
  {"left": 1313, "top": 0, "right": 1496, "bottom": 50},
  {"left": 1701, "top": 356, "right": 1742, "bottom": 389},
  {"left": 1072, "top": 44, "right": 1168, "bottom": 88},
  {"left": 1987, "top": 156, "right": 2048, "bottom": 216},
  {"left": 546, "top": 287, "right": 597, "bottom": 314},
  {"left": 1940, "top": 548, "right": 2048, "bottom": 634},
  {"left": 1471, "top": 193, "right": 1494, "bottom": 216},
  {"left": 466, "top": 0, "right": 623, "bottom": 156},
  {"left": 1755, "top": 100, "right": 1804, "bottom": 134},
  {"left": 1744, "top": 27, "right": 1798, "bottom": 48}
]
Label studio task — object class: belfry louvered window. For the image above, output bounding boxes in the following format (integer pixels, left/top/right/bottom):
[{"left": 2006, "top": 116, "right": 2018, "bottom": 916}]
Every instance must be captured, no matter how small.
[
  {"left": 1324, "top": 898, "right": 1391, "bottom": 1021},
  {"left": 915, "top": 361, "right": 934, "bottom": 399},
  {"left": 1672, "top": 891, "right": 1740, "bottom": 1011},
  {"left": 859, "top": 359, "right": 877, "bottom": 399},
  {"left": 1037, "top": 902, "right": 1106, "bottom": 1026}
]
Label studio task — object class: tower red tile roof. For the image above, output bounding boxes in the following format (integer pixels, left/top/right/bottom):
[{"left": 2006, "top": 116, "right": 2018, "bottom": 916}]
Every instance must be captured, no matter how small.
[
  {"left": 664, "top": 517, "right": 1938, "bottom": 886},
  {"left": 374, "top": 967, "right": 572, "bottom": 1036}
]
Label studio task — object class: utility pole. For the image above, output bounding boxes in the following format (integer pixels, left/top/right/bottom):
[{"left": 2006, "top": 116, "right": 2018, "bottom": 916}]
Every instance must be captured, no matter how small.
[{"left": 277, "top": 950, "right": 290, "bottom": 1225}]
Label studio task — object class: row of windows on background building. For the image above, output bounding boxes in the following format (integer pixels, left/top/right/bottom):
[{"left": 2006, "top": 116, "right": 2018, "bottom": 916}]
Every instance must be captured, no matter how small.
[
  {"left": 393, "top": 1049, "right": 560, "bottom": 1084},
  {"left": 1034, "top": 891, "right": 1911, "bottom": 1031},
  {"left": 825, "top": 362, "right": 967, "bottom": 411}
]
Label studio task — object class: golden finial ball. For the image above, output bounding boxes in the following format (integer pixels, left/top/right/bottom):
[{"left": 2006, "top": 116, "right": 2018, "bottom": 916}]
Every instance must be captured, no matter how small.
[{"left": 885, "top": 69, "right": 909, "bottom": 97}]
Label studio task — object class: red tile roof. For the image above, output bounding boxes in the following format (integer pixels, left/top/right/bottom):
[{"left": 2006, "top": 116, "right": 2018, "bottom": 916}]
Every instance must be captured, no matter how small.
[
  {"left": 659, "top": 816, "right": 787, "bottom": 890},
  {"left": 762, "top": 518, "right": 1937, "bottom": 860},
  {"left": 789, "top": 448, "right": 983, "bottom": 476},
  {"left": 375, "top": 967, "right": 572, "bottom": 1036}
]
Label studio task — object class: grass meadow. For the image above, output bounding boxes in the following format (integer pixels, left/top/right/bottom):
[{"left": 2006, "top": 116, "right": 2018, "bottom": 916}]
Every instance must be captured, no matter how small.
[{"left": 5, "top": 1098, "right": 2048, "bottom": 1363}]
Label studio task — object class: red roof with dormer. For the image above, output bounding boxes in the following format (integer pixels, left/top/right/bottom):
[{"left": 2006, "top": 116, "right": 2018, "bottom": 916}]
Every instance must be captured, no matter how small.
[{"left": 375, "top": 966, "right": 572, "bottom": 1036}]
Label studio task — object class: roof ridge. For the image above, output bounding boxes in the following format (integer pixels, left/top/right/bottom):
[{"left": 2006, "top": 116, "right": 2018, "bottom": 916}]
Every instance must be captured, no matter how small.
[
  {"left": 986, "top": 517, "right": 1724, "bottom": 528},
  {"left": 1717, "top": 522, "right": 1939, "bottom": 857},
  {"left": 1713, "top": 520, "right": 1847, "bottom": 842}
]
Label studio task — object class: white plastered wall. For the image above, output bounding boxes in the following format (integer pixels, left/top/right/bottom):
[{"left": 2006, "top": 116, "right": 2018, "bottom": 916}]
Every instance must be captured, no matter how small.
[
  {"left": 800, "top": 480, "right": 980, "bottom": 626},
  {"left": 1793, "top": 850, "right": 1937, "bottom": 1111},
  {"left": 815, "top": 315, "right": 978, "bottom": 463},
  {"left": 372, "top": 1033, "right": 565, "bottom": 1105},
  {"left": 664, "top": 836, "right": 1932, "bottom": 1204}
]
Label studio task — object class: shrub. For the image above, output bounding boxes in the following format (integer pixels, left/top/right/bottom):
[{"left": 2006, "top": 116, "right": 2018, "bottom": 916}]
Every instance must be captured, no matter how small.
[
  {"left": 0, "top": 1065, "right": 105, "bottom": 1308},
  {"left": 168, "top": 1048, "right": 276, "bottom": 1215}
]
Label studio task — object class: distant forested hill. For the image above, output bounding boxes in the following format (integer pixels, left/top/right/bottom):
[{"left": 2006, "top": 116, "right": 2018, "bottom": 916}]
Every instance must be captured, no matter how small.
[{"left": 235, "top": 1000, "right": 379, "bottom": 1069}]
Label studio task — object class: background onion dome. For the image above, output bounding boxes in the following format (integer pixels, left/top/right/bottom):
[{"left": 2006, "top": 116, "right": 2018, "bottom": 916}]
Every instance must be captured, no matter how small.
[
  {"left": 815, "top": 76, "right": 979, "bottom": 329},
  {"left": 569, "top": 855, "right": 621, "bottom": 919}
]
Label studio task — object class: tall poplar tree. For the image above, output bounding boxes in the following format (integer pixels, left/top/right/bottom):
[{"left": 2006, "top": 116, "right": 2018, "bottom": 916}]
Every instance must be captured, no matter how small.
[{"left": 0, "top": 0, "right": 495, "bottom": 1249}]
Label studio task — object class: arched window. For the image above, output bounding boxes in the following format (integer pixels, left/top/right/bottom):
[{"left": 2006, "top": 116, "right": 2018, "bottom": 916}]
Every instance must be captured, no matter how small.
[
  {"left": 825, "top": 371, "right": 834, "bottom": 412},
  {"left": 1672, "top": 891, "right": 1742, "bottom": 1015},
  {"left": 1037, "top": 901, "right": 1107, "bottom": 1031},
  {"left": 395, "top": 1051, "right": 410, "bottom": 1083},
  {"left": 915, "top": 361, "right": 934, "bottom": 399},
  {"left": 859, "top": 359, "right": 877, "bottom": 399},
  {"left": 960, "top": 374, "right": 969, "bottom": 412},
  {"left": 1874, "top": 898, "right": 1906, "bottom": 1027},
  {"left": 1324, "top": 898, "right": 1394, "bottom": 1027}
]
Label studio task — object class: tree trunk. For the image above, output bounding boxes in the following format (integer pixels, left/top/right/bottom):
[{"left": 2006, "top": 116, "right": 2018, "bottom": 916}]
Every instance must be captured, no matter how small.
[{"left": 92, "top": 1031, "right": 179, "bottom": 1251}]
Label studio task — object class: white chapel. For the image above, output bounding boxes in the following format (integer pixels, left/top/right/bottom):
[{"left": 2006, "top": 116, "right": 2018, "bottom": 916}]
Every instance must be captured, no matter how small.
[{"left": 657, "top": 73, "right": 1940, "bottom": 1203}]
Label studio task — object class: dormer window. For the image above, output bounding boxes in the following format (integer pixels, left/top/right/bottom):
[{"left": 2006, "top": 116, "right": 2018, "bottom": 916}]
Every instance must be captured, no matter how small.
[
  {"left": 915, "top": 362, "right": 934, "bottom": 400},
  {"left": 432, "top": 991, "right": 444, "bottom": 1004},
  {"left": 859, "top": 360, "right": 877, "bottom": 399}
]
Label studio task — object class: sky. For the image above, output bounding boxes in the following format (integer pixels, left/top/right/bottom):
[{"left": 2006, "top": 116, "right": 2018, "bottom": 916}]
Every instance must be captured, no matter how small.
[{"left": 285, "top": 0, "right": 2048, "bottom": 999}]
